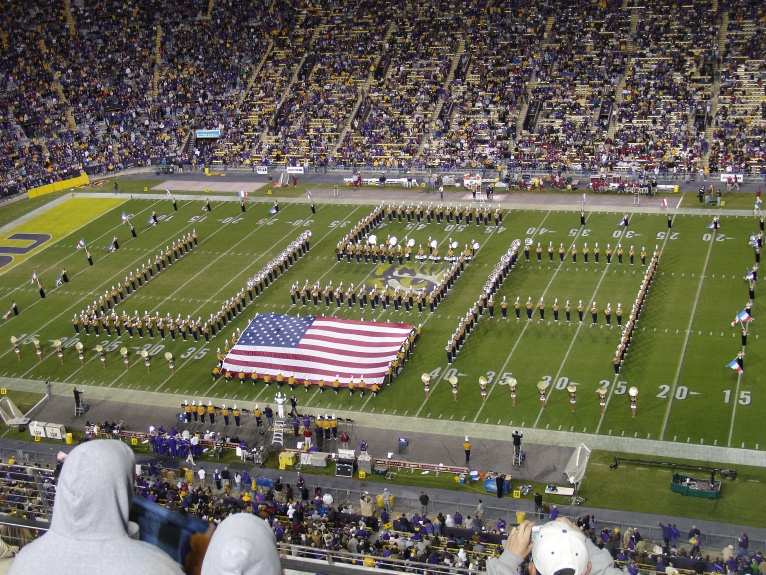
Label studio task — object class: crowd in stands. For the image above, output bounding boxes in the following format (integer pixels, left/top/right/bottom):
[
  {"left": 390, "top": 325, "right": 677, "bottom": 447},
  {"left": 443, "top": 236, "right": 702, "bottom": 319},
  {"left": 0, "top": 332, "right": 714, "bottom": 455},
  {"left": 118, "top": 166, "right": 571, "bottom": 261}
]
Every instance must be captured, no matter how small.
[
  {"left": 0, "top": 459, "right": 56, "bottom": 522},
  {"left": 2, "top": 438, "right": 766, "bottom": 575},
  {"left": 708, "top": 0, "right": 766, "bottom": 174},
  {"left": 130, "top": 460, "right": 766, "bottom": 575},
  {"left": 2, "top": 0, "right": 766, "bottom": 195},
  {"left": 421, "top": 0, "right": 547, "bottom": 171}
]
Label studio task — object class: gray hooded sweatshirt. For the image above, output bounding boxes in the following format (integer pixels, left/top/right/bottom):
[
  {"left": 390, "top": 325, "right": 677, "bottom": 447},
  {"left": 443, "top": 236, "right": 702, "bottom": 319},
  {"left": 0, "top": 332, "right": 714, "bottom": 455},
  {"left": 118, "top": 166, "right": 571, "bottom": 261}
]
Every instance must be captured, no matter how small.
[
  {"left": 201, "top": 514, "right": 281, "bottom": 575},
  {"left": 10, "top": 440, "right": 182, "bottom": 575}
]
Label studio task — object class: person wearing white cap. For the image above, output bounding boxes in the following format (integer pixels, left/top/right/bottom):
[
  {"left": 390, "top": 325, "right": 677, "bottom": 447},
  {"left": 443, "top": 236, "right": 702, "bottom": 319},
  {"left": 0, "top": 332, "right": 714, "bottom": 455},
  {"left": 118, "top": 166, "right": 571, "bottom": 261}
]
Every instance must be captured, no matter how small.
[{"left": 486, "top": 518, "right": 624, "bottom": 575}]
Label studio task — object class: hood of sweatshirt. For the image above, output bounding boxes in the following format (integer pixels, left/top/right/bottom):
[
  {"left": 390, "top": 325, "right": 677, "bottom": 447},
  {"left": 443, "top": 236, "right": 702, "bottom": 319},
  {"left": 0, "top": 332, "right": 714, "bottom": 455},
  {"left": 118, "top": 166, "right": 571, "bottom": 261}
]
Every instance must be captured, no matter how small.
[{"left": 201, "top": 514, "right": 281, "bottom": 575}]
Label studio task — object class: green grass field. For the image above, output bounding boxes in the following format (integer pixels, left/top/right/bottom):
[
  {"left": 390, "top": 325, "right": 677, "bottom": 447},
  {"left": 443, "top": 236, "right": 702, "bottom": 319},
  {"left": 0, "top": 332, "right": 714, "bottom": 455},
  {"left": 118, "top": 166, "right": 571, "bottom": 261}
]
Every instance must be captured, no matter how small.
[{"left": 0, "top": 183, "right": 761, "bottom": 452}]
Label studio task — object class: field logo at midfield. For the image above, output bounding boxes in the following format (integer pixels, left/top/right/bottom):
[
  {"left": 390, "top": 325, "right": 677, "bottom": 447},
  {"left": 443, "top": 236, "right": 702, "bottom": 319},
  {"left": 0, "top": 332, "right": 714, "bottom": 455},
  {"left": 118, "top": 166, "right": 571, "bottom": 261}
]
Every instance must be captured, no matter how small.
[
  {"left": 0, "top": 233, "right": 52, "bottom": 271},
  {"left": 370, "top": 261, "right": 445, "bottom": 292}
]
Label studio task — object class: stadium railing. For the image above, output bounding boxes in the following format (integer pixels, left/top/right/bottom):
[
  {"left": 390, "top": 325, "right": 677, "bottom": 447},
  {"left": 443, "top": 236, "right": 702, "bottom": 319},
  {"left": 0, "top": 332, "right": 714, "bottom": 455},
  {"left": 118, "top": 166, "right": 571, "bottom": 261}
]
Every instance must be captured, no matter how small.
[{"left": 87, "top": 163, "right": 766, "bottom": 185}]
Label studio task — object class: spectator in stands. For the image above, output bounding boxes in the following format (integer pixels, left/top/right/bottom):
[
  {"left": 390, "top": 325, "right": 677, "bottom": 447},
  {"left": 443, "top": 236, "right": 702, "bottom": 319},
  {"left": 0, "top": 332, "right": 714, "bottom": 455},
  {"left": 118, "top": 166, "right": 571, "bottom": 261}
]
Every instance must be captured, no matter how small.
[
  {"left": 739, "top": 533, "right": 749, "bottom": 557},
  {"left": 487, "top": 518, "right": 624, "bottom": 575},
  {"left": 10, "top": 440, "right": 182, "bottom": 575},
  {"left": 200, "top": 513, "right": 280, "bottom": 575}
]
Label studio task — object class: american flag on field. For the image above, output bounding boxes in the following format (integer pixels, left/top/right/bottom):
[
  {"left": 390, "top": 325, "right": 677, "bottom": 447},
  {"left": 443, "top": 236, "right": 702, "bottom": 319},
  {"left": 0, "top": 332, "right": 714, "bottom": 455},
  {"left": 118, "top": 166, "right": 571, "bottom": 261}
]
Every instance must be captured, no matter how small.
[{"left": 221, "top": 313, "right": 413, "bottom": 385}]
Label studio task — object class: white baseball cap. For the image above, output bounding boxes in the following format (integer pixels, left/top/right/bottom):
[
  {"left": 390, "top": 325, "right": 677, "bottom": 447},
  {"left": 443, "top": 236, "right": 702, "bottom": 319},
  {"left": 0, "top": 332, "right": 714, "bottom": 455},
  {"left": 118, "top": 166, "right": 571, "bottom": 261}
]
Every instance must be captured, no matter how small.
[{"left": 532, "top": 521, "right": 589, "bottom": 575}]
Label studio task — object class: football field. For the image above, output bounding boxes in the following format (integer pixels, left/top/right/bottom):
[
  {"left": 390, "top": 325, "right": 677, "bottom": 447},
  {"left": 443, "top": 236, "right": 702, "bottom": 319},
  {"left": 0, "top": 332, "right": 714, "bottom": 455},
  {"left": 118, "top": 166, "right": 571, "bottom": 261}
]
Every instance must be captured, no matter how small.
[{"left": 0, "top": 187, "right": 761, "bottom": 453}]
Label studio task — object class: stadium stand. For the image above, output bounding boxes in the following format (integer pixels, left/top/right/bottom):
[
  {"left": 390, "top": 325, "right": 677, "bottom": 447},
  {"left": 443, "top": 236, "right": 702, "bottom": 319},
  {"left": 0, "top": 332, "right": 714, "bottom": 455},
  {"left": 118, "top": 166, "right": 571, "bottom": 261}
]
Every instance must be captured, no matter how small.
[
  {"left": 708, "top": 0, "right": 766, "bottom": 175},
  {"left": 1, "top": 0, "right": 765, "bottom": 195},
  {"left": 2, "top": 446, "right": 764, "bottom": 575}
]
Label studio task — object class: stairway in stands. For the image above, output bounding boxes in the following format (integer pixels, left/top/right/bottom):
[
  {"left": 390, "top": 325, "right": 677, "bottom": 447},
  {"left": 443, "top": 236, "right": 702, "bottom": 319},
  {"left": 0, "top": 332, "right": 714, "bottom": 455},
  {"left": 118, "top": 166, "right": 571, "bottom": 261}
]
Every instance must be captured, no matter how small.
[
  {"left": 206, "top": 0, "right": 215, "bottom": 20},
  {"left": 702, "top": 9, "right": 727, "bottom": 168},
  {"left": 254, "top": 11, "right": 311, "bottom": 147},
  {"left": 63, "top": 0, "right": 76, "bottom": 35},
  {"left": 35, "top": 138, "right": 50, "bottom": 160},
  {"left": 37, "top": 38, "right": 78, "bottom": 133},
  {"left": 268, "top": 23, "right": 324, "bottom": 130},
  {"left": 332, "top": 22, "right": 396, "bottom": 158},
  {"left": 417, "top": 37, "right": 466, "bottom": 158},
  {"left": 513, "top": 14, "right": 556, "bottom": 144},
  {"left": 238, "top": 42, "right": 274, "bottom": 108},
  {"left": 55, "top": 83, "right": 78, "bottom": 132},
  {"left": 603, "top": 7, "right": 640, "bottom": 141},
  {"left": 153, "top": 24, "right": 163, "bottom": 99}
]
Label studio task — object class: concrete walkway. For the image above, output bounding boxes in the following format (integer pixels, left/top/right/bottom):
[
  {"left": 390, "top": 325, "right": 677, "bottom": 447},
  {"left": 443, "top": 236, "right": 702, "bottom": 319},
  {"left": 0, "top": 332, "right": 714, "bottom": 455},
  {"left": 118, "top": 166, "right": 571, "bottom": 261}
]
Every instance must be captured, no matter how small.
[{"left": 6, "top": 374, "right": 765, "bottom": 468}]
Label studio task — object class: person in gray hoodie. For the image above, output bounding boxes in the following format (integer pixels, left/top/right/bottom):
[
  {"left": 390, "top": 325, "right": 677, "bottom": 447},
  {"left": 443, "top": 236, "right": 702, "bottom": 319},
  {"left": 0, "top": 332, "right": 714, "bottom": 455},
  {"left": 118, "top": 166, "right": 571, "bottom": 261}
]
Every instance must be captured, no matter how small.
[
  {"left": 200, "top": 514, "right": 281, "bottom": 575},
  {"left": 10, "top": 440, "right": 182, "bottom": 575}
]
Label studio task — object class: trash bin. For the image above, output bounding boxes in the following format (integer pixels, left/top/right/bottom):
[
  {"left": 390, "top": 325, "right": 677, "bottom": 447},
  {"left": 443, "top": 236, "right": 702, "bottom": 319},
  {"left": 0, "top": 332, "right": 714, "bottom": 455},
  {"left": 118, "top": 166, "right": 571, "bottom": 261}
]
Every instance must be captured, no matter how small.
[
  {"left": 398, "top": 437, "right": 409, "bottom": 454},
  {"left": 65, "top": 433, "right": 73, "bottom": 445},
  {"left": 459, "top": 473, "right": 466, "bottom": 485},
  {"left": 516, "top": 511, "right": 526, "bottom": 524}
]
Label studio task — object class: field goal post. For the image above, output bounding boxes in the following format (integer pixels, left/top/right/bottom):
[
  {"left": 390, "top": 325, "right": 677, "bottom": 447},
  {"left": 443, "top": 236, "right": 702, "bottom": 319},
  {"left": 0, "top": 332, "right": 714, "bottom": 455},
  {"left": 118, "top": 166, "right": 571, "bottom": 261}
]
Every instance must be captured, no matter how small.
[
  {"left": 564, "top": 443, "right": 590, "bottom": 505},
  {"left": 273, "top": 172, "right": 288, "bottom": 188},
  {"left": 0, "top": 396, "right": 29, "bottom": 427}
]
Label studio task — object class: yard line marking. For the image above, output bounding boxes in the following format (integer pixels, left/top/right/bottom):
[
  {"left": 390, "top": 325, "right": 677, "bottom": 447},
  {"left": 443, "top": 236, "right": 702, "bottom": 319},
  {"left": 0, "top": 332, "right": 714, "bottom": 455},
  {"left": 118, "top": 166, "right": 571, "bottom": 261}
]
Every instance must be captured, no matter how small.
[
  {"left": 532, "top": 215, "right": 629, "bottom": 428},
  {"left": 412, "top": 223, "right": 500, "bottom": 417},
  {"left": 1, "top": 198, "right": 163, "bottom": 305},
  {"left": 659, "top": 229, "right": 716, "bottom": 440},
  {"left": 413, "top": 225, "right": 500, "bottom": 417},
  {"left": 727, "top": 371, "right": 743, "bottom": 447},
  {"left": 0, "top": 200, "right": 214, "bottom": 362},
  {"left": 67, "top": 206, "right": 299, "bottom": 392},
  {"left": 536, "top": 224, "right": 631, "bottom": 428},
  {"left": 156, "top": 204, "right": 349, "bottom": 394},
  {"left": 596, "top": 218, "right": 672, "bottom": 433},
  {"left": 472, "top": 211, "right": 559, "bottom": 422}
]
